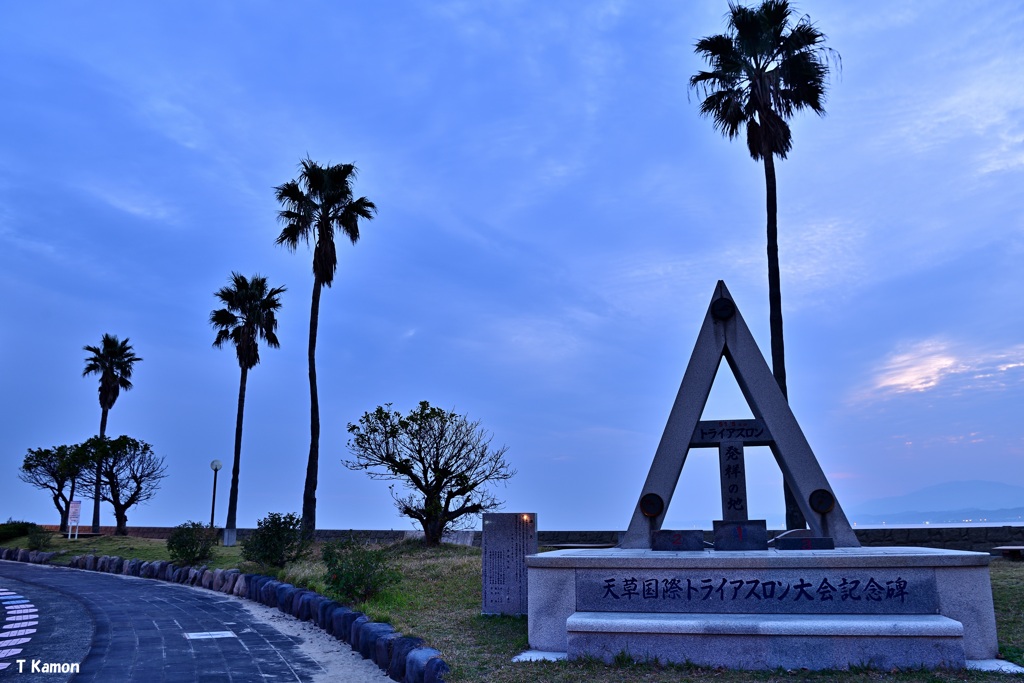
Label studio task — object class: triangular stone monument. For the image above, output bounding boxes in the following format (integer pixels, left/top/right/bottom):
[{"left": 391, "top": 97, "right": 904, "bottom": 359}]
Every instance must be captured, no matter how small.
[{"left": 619, "top": 280, "right": 859, "bottom": 548}]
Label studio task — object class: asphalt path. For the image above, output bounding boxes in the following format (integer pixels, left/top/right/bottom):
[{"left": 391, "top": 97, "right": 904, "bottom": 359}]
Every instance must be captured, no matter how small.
[{"left": 0, "top": 560, "right": 388, "bottom": 682}]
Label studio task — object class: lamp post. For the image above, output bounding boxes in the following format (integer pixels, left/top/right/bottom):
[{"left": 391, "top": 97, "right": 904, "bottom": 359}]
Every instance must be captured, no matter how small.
[{"left": 210, "top": 459, "right": 223, "bottom": 528}]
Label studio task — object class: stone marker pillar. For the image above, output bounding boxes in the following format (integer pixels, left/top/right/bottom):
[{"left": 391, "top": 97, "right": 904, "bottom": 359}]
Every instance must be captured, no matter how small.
[
  {"left": 482, "top": 512, "right": 537, "bottom": 615},
  {"left": 718, "top": 441, "right": 748, "bottom": 522}
]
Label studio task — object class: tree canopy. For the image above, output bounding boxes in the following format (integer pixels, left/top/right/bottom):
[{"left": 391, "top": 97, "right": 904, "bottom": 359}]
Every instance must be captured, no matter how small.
[
  {"left": 689, "top": 0, "right": 838, "bottom": 165},
  {"left": 18, "top": 443, "right": 94, "bottom": 532},
  {"left": 211, "top": 272, "right": 285, "bottom": 372},
  {"left": 78, "top": 435, "right": 166, "bottom": 536},
  {"left": 345, "top": 401, "right": 515, "bottom": 546},
  {"left": 82, "top": 334, "right": 143, "bottom": 414}
]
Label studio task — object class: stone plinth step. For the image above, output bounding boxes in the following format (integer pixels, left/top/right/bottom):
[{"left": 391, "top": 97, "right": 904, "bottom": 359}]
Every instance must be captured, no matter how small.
[{"left": 566, "top": 611, "right": 965, "bottom": 670}]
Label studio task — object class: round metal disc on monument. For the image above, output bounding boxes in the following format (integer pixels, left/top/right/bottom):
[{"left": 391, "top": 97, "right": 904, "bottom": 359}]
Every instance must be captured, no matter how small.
[
  {"left": 710, "top": 297, "right": 736, "bottom": 320},
  {"left": 639, "top": 493, "right": 664, "bottom": 518},
  {"left": 809, "top": 488, "right": 835, "bottom": 515}
]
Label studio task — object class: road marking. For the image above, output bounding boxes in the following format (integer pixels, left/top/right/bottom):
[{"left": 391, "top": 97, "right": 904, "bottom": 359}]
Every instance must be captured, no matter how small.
[
  {"left": 184, "top": 631, "right": 237, "bottom": 640},
  {"left": 0, "top": 638, "right": 31, "bottom": 647},
  {"left": 0, "top": 586, "right": 35, "bottom": 673}
]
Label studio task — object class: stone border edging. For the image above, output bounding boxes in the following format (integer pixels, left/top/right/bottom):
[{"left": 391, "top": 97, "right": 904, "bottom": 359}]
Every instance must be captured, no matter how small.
[{"left": 0, "top": 547, "right": 451, "bottom": 683}]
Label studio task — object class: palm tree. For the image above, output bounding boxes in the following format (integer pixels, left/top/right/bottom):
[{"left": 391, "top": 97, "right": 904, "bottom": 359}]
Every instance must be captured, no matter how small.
[
  {"left": 690, "top": 0, "right": 837, "bottom": 529},
  {"left": 82, "top": 334, "right": 142, "bottom": 533},
  {"left": 275, "top": 158, "right": 377, "bottom": 536},
  {"left": 210, "top": 272, "right": 286, "bottom": 546}
]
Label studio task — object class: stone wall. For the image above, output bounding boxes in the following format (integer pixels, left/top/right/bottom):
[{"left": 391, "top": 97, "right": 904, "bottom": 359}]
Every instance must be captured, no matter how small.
[
  {"left": 855, "top": 526, "right": 1024, "bottom": 552},
  {"left": 40, "top": 525, "right": 1024, "bottom": 553}
]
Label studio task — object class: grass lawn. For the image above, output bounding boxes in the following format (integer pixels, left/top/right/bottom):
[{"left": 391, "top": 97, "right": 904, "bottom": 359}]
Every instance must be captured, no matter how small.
[
  {"left": 4, "top": 532, "right": 246, "bottom": 569},
  {"left": 4, "top": 533, "right": 1022, "bottom": 682},
  {"left": 345, "top": 545, "right": 1024, "bottom": 683}
]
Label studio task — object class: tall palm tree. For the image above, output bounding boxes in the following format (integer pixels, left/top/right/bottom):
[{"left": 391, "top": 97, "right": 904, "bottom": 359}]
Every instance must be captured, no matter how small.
[
  {"left": 210, "top": 272, "right": 286, "bottom": 546},
  {"left": 275, "top": 158, "right": 377, "bottom": 536},
  {"left": 82, "top": 334, "right": 142, "bottom": 533},
  {"left": 690, "top": 0, "right": 837, "bottom": 529}
]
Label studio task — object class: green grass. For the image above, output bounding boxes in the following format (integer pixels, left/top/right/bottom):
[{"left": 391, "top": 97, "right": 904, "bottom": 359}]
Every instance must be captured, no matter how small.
[
  {"left": 4, "top": 533, "right": 1022, "bottom": 682},
  {"left": 989, "top": 560, "right": 1024, "bottom": 667},
  {"left": 2, "top": 532, "right": 245, "bottom": 569},
  {"left": 337, "top": 548, "right": 1024, "bottom": 683}
]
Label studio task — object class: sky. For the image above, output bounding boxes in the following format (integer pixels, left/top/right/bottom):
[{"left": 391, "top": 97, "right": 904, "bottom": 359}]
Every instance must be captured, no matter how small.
[{"left": 2, "top": 1, "right": 1023, "bottom": 533}]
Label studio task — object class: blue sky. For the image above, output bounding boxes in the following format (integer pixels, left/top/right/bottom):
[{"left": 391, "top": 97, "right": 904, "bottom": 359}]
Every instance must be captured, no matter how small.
[{"left": 2, "top": 1, "right": 1023, "bottom": 532}]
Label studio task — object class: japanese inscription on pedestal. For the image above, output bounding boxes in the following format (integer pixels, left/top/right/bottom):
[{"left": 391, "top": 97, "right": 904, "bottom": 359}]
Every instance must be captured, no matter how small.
[{"left": 576, "top": 568, "right": 939, "bottom": 614}]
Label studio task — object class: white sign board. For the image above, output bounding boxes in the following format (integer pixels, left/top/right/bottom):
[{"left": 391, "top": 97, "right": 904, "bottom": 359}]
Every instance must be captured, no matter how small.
[
  {"left": 68, "top": 500, "right": 81, "bottom": 540},
  {"left": 68, "top": 500, "right": 81, "bottom": 525}
]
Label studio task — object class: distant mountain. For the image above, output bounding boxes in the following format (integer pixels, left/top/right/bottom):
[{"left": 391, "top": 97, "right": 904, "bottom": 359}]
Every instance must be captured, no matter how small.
[{"left": 848, "top": 480, "right": 1024, "bottom": 524}]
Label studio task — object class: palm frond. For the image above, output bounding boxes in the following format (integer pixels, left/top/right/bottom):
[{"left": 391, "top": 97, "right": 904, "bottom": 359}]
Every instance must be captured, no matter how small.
[
  {"left": 690, "top": 0, "right": 836, "bottom": 162},
  {"left": 82, "top": 334, "right": 141, "bottom": 411},
  {"left": 275, "top": 222, "right": 306, "bottom": 250},
  {"left": 275, "top": 158, "right": 376, "bottom": 296},
  {"left": 209, "top": 272, "right": 286, "bottom": 370}
]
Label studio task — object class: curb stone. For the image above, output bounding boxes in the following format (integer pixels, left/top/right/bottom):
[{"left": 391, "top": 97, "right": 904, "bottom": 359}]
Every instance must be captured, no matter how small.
[
  {"left": 359, "top": 622, "right": 394, "bottom": 660},
  {"left": 375, "top": 631, "right": 401, "bottom": 669},
  {"left": 406, "top": 648, "right": 444, "bottom": 683},
  {"left": 339, "top": 610, "right": 364, "bottom": 645},
  {"left": 318, "top": 599, "right": 341, "bottom": 632},
  {"left": 276, "top": 583, "right": 299, "bottom": 613},
  {"left": 424, "top": 656, "right": 451, "bottom": 683},
  {"left": 331, "top": 606, "right": 354, "bottom": 639},
  {"left": 389, "top": 636, "right": 425, "bottom": 682},
  {"left": 350, "top": 614, "right": 371, "bottom": 650}
]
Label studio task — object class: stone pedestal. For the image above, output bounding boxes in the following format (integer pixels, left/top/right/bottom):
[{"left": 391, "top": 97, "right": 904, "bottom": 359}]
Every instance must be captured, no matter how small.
[
  {"left": 482, "top": 513, "right": 537, "bottom": 615},
  {"left": 527, "top": 546, "right": 997, "bottom": 669}
]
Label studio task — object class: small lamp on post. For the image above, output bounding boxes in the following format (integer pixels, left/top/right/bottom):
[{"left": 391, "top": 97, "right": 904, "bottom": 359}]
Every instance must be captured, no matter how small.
[{"left": 210, "top": 459, "right": 223, "bottom": 529}]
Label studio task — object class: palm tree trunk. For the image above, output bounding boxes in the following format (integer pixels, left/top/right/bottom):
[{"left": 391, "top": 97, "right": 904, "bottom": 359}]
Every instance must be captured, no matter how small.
[
  {"left": 224, "top": 365, "right": 248, "bottom": 543},
  {"left": 764, "top": 151, "right": 787, "bottom": 399},
  {"left": 92, "top": 408, "right": 108, "bottom": 533},
  {"left": 302, "top": 279, "right": 322, "bottom": 538},
  {"left": 763, "top": 150, "right": 807, "bottom": 531}
]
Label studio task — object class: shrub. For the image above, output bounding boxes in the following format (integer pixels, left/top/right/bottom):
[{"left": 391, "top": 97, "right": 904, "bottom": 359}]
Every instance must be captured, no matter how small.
[
  {"left": 241, "top": 512, "right": 308, "bottom": 568},
  {"left": 0, "top": 519, "right": 39, "bottom": 544},
  {"left": 166, "top": 521, "right": 217, "bottom": 565},
  {"left": 26, "top": 525, "right": 53, "bottom": 550},
  {"left": 322, "top": 538, "right": 400, "bottom": 604}
]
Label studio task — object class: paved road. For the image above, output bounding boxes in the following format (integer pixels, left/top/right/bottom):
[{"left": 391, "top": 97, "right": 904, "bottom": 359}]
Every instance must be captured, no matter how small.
[{"left": 0, "top": 561, "right": 387, "bottom": 682}]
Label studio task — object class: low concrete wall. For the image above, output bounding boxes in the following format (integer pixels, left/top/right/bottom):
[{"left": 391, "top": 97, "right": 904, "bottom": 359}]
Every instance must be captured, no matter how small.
[
  {"left": 536, "top": 527, "right": 1024, "bottom": 553},
  {"left": 855, "top": 526, "right": 1024, "bottom": 552},
  {"left": 42, "top": 526, "right": 434, "bottom": 544},
  {"left": 40, "top": 525, "right": 1024, "bottom": 553}
]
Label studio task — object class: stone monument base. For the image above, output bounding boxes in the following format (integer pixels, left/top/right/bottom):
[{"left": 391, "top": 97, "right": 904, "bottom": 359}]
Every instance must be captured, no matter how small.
[{"left": 527, "top": 547, "right": 997, "bottom": 670}]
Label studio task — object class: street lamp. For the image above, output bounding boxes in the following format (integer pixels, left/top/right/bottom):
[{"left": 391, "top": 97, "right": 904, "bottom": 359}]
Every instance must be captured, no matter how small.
[{"left": 210, "top": 459, "right": 223, "bottom": 528}]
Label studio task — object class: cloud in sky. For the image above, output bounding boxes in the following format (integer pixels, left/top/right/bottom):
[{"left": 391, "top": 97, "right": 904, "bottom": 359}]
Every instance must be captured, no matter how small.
[
  {"left": 0, "top": 223, "right": 58, "bottom": 259},
  {"left": 853, "top": 339, "right": 1024, "bottom": 402},
  {"left": 77, "top": 181, "right": 177, "bottom": 223},
  {"left": 779, "top": 219, "right": 867, "bottom": 307}
]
